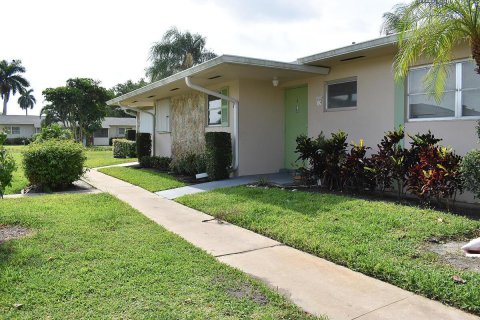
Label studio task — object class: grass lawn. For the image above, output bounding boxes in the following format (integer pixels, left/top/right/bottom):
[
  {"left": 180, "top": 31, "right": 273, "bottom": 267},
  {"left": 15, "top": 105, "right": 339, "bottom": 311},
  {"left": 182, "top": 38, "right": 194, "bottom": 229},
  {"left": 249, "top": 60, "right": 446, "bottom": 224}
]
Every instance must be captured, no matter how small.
[
  {"left": 0, "top": 193, "right": 318, "bottom": 319},
  {"left": 98, "top": 167, "right": 185, "bottom": 192},
  {"left": 84, "top": 147, "right": 136, "bottom": 168},
  {"left": 177, "top": 186, "right": 480, "bottom": 315}
]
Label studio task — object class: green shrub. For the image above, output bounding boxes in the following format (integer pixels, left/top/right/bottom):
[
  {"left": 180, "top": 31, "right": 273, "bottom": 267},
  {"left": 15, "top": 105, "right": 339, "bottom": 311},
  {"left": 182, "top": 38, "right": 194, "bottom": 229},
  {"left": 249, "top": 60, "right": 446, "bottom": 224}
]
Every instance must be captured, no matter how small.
[
  {"left": 407, "top": 146, "right": 463, "bottom": 207},
  {"left": 4, "top": 137, "right": 32, "bottom": 145},
  {"left": 126, "top": 129, "right": 136, "bottom": 141},
  {"left": 136, "top": 133, "right": 152, "bottom": 160},
  {"left": 342, "top": 139, "right": 375, "bottom": 193},
  {"left": 170, "top": 153, "right": 206, "bottom": 176},
  {"left": 0, "top": 133, "right": 16, "bottom": 198},
  {"left": 367, "top": 127, "right": 407, "bottom": 196},
  {"left": 109, "top": 137, "right": 121, "bottom": 146},
  {"left": 322, "top": 131, "right": 348, "bottom": 190},
  {"left": 295, "top": 133, "right": 327, "bottom": 184},
  {"left": 140, "top": 156, "right": 172, "bottom": 171},
  {"left": 205, "top": 132, "right": 232, "bottom": 181},
  {"left": 461, "top": 150, "right": 480, "bottom": 198},
  {"left": 23, "top": 139, "right": 86, "bottom": 191},
  {"left": 113, "top": 139, "right": 136, "bottom": 158},
  {"left": 34, "top": 124, "right": 72, "bottom": 142},
  {"left": 295, "top": 131, "right": 348, "bottom": 189}
]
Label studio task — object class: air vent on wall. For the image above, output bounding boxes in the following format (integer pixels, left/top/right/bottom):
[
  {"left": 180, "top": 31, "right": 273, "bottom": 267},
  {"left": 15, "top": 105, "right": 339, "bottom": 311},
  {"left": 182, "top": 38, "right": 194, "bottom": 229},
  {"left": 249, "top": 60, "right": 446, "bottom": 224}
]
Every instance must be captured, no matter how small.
[
  {"left": 208, "top": 75, "right": 222, "bottom": 80},
  {"left": 340, "top": 55, "right": 365, "bottom": 62}
]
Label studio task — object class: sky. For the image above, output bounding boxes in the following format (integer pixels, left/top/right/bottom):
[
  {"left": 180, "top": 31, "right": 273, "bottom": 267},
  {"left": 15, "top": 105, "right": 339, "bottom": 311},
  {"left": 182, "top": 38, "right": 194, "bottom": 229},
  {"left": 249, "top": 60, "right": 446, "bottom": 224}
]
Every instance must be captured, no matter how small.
[{"left": 3, "top": 0, "right": 399, "bottom": 115}]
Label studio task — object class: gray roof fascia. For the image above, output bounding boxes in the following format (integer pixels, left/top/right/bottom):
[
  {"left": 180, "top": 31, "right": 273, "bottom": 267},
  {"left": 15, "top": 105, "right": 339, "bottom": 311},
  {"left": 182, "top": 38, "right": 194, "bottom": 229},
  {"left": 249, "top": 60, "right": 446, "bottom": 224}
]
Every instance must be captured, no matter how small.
[
  {"left": 107, "top": 55, "right": 330, "bottom": 106},
  {"left": 297, "top": 34, "right": 399, "bottom": 64}
]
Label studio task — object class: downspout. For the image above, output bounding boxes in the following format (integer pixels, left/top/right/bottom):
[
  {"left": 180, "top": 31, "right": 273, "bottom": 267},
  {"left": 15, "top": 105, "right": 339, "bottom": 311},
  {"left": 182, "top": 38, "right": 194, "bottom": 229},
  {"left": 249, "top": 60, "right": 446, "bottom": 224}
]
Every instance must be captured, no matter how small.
[
  {"left": 185, "top": 76, "right": 239, "bottom": 173},
  {"left": 118, "top": 102, "right": 156, "bottom": 156}
]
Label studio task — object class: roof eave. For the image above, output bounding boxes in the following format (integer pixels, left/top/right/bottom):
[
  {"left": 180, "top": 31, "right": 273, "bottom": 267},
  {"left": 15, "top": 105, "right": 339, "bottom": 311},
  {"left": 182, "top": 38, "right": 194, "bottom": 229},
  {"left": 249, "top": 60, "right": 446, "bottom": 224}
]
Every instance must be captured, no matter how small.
[
  {"left": 107, "top": 55, "right": 330, "bottom": 106},
  {"left": 297, "top": 34, "right": 399, "bottom": 65}
]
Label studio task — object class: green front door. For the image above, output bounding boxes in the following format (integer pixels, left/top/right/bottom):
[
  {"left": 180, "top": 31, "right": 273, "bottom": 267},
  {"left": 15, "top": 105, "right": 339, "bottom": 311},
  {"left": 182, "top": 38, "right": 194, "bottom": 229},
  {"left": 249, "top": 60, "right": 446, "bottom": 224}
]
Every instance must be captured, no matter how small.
[{"left": 284, "top": 86, "right": 308, "bottom": 169}]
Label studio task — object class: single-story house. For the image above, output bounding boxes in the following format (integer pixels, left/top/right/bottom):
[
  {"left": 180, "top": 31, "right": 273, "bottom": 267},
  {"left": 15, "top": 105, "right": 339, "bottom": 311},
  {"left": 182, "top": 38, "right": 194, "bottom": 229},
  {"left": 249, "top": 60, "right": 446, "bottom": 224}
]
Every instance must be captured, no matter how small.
[
  {"left": 108, "top": 33, "right": 479, "bottom": 184},
  {"left": 92, "top": 117, "right": 137, "bottom": 145},
  {"left": 0, "top": 115, "right": 136, "bottom": 145}
]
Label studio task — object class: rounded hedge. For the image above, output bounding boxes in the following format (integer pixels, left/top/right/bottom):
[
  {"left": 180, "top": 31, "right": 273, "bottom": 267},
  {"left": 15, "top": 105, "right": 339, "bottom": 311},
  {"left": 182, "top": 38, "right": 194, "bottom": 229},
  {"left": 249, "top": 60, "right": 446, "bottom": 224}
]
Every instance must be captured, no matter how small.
[{"left": 23, "top": 139, "right": 86, "bottom": 191}]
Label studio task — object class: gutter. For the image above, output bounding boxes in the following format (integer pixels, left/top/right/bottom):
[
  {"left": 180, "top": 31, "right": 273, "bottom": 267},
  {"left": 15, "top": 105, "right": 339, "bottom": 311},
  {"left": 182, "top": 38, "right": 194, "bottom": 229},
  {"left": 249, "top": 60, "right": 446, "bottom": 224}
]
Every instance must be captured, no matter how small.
[{"left": 185, "top": 76, "right": 239, "bottom": 173}]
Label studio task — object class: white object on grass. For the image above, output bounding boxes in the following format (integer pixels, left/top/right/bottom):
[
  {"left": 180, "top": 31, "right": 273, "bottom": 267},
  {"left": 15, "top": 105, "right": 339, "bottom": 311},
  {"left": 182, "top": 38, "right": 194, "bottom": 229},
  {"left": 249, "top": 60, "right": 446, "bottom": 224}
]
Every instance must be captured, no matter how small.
[
  {"left": 461, "top": 238, "right": 480, "bottom": 257},
  {"left": 195, "top": 173, "right": 208, "bottom": 179}
]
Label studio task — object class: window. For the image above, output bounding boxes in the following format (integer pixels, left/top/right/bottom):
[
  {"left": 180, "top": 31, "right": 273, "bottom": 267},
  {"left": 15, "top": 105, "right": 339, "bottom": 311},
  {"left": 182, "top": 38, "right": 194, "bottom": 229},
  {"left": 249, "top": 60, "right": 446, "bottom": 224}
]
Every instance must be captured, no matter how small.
[
  {"left": 2, "top": 126, "right": 20, "bottom": 135},
  {"left": 408, "top": 60, "right": 480, "bottom": 120},
  {"left": 118, "top": 128, "right": 126, "bottom": 135},
  {"left": 207, "top": 87, "right": 229, "bottom": 126},
  {"left": 94, "top": 128, "right": 108, "bottom": 138},
  {"left": 35, "top": 127, "right": 42, "bottom": 134},
  {"left": 326, "top": 78, "right": 357, "bottom": 110}
]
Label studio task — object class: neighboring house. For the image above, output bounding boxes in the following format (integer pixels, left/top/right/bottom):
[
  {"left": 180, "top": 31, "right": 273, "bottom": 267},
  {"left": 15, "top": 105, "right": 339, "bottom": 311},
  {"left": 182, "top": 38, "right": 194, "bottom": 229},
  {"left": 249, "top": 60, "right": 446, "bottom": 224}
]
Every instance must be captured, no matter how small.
[
  {"left": 0, "top": 115, "right": 136, "bottom": 145},
  {"left": 0, "top": 115, "right": 43, "bottom": 141},
  {"left": 107, "top": 34, "right": 479, "bottom": 182},
  {"left": 92, "top": 117, "right": 137, "bottom": 145}
]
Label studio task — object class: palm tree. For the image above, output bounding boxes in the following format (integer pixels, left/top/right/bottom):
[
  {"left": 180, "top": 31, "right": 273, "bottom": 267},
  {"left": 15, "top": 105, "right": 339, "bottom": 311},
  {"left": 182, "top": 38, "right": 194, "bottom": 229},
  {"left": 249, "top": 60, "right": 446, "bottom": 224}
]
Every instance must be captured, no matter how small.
[
  {"left": 17, "top": 88, "right": 36, "bottom": 116},
  {"left": 0, "top": 60, "right": 30, "bottom": 115},
  {"left": 380, "top": 3, "right": 410, "bottom": 35},
  {"left": 146, "top": 27, "right": 217, "bottom": 81},
  {"left": 390, "top": 0, "right": 480, "bottom": 98}
]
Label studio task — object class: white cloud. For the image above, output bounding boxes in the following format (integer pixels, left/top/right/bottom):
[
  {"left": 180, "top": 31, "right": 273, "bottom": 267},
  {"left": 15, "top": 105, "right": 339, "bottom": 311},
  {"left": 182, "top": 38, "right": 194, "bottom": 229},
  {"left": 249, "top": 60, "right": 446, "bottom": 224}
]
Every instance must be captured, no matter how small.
[{"left": 2, "top": 0, "right": 398, "bottom": 115}]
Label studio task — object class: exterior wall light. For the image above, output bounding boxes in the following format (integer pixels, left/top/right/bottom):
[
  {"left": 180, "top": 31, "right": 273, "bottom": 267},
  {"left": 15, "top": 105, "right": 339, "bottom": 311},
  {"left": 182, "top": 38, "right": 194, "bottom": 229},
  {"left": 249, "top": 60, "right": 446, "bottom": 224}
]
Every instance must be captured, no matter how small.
[{"left": 272, "top": 77, "right": 279, "bottom": 87}]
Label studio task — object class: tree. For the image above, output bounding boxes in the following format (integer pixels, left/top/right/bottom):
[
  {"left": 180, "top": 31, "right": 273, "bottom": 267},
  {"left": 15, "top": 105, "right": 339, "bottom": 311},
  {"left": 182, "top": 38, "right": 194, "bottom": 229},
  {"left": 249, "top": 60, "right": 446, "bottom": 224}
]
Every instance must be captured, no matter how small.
[
  {"left": 42, "top": 78, "right": 110, "bottom": 143},
  {"left": 380, "top": 3, "right": 410, "bottom": 35},
  {"left": 0, "top": 132, "right": 16, "bottom": 198},
  {"left": 0, "top": 59, "right": 30, "bottom": 115},
  {"left": 107, "top": 79, "right": 148, "bottom": 117},
  {"left": 146, "top": 27, "right": 217, "bottom": 81},
  {"left": 17, "top": 88, "right": 36, "bottom": 116},
  {"left": 390, "top": 0, "right": 480, "bottom": 98}
]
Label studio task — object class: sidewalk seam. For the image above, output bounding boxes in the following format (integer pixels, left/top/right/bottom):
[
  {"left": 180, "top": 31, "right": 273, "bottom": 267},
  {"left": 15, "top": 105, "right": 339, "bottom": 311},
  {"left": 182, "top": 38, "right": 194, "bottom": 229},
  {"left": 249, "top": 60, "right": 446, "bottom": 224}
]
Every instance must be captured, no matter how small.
[
  {"left": 350, "top": 295, "right": 413, "bottom": 320},
  {"left": 214, "top": 244, "right": 284, "bottom": 258}
]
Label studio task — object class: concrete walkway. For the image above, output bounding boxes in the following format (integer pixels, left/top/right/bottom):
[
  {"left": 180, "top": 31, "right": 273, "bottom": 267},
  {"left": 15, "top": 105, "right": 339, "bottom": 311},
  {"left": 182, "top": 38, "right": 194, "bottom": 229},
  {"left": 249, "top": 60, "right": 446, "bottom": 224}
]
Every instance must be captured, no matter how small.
[
  {"left": 93, "top": 161, "right": 139, "bottom": 170},
  {"left": 83, "top": 169, "right": 479, "bottom": 320},
  {"left": 156, "top": 173, "right": 293, "bottom": 199}
]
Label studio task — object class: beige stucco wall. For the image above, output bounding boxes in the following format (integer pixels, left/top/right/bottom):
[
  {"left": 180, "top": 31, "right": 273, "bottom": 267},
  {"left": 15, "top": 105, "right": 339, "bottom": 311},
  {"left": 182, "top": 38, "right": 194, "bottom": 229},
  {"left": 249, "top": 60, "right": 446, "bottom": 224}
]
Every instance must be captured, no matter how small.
[
  {"left": 404, "top": 120, "right": 478, "bottom": 156},
  {"left": 237, "top": 79, "right": 284, "bottom": 176},
  {"left": 283, "top": 54, "right": 396, "bottom": 151}
]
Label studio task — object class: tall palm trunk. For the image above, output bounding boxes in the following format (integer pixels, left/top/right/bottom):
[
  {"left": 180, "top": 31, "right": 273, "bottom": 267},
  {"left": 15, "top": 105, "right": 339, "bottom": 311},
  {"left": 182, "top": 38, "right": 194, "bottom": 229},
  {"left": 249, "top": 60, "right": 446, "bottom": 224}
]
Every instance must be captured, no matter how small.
[
  {"left": 471, "top": 37, "right": 480, "bottom": 74},
  {"left": 2, "top": 94, "right": 9, "bottom": 115}
]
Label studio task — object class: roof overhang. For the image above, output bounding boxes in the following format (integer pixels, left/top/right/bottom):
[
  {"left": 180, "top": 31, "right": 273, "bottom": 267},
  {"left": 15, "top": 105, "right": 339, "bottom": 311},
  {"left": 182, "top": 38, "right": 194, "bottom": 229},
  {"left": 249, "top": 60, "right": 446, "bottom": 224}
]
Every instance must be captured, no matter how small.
[
  {"left": 108, "top": 55, "right": 330, "bottom": 108},
  {"left": 297, "top": 34, "right": 399, "bottom": 67}
]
